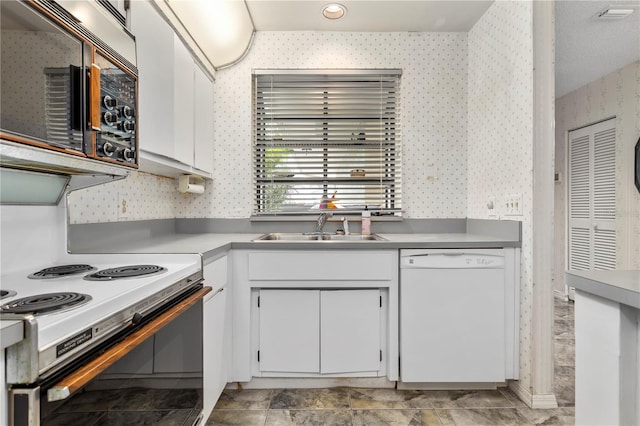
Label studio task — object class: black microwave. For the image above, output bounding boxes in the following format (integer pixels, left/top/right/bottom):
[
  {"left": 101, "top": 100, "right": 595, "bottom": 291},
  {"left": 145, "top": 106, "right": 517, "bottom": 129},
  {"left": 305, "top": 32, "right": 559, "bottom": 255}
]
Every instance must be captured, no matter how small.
[{"left": 0, "top": 0, "right": 138, "bottom": 168}]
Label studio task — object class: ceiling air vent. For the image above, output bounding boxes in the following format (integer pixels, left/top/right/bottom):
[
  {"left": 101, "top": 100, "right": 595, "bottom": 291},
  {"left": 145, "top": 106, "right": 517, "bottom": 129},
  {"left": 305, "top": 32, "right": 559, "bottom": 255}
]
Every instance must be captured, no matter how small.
[{"left": 596, "top": 6, "right": 635, "bottom": 19}]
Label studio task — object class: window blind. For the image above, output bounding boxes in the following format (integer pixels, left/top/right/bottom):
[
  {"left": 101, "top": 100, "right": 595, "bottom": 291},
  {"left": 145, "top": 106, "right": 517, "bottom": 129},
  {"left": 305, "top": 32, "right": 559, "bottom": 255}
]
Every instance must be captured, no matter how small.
[{"left": 253, "top": 70, "right": 402, "bottom": 216}]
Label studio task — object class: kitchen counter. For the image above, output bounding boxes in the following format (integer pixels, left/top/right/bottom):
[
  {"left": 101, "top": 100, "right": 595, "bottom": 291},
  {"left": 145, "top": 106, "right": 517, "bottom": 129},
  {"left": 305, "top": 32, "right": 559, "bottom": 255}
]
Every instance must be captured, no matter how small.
[
  {"left": 71, "top": 232, "right": 520, "bottom": 260},
  {"left": 567, "top": 270, "right": 640, "bottom": 426},
  {"left": 1, "top": 320, "right": 24, "bottom": 349},
  {"left": 566, "top": 270, "right": 640, "bottom": 309}
]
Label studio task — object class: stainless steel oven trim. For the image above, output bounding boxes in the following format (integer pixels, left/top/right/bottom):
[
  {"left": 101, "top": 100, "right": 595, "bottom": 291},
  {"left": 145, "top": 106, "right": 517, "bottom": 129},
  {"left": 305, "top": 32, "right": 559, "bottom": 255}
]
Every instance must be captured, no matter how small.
[{"left": 4, "top": 269, "right": 203, "bottom": 385}]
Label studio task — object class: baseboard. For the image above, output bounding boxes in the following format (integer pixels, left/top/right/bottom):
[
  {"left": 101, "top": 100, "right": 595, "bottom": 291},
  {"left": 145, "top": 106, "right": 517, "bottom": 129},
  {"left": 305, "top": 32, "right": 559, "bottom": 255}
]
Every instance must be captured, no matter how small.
[
  {"left": 228, "top": 377, "right": 395, "bottom": 390},
  {"left": 554, "top": 289, "right": 568, "bottom": 301},
  {"left": 508, "top": 381, "right": 558, "bottom": 409},
  {"left": 397, "top": 382, "right": 500, "bottom": 390}
]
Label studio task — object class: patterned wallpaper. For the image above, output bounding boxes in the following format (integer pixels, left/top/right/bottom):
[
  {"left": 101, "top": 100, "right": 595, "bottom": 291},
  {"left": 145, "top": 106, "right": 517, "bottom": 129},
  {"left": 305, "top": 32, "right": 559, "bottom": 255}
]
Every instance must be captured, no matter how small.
[
  {"left": 208, "top": 31, "right": 469, "bottom": 219},
  {"left": 467, "top": 0, "right": 534, "bottom": 392},
  {"left": 554, "top": 60, "right": 640, "bottom": 292}
]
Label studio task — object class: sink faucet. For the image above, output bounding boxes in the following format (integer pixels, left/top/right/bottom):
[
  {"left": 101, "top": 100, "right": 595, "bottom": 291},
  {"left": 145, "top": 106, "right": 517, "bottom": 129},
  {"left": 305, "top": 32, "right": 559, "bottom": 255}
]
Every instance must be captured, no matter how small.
[{"left": 315, "top": 212, "right": 333, "bottom": 233}]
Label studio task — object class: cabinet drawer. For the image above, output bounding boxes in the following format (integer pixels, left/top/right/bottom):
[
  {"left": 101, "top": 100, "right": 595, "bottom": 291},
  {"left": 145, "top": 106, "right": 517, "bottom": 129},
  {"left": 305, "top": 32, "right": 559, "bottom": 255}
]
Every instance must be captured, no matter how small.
[
  {"left": 204, "top": 256, "right": 227, "bottom": 292},
  {"left": 248, "top": 251, "right": 396, "bottom": 281}
]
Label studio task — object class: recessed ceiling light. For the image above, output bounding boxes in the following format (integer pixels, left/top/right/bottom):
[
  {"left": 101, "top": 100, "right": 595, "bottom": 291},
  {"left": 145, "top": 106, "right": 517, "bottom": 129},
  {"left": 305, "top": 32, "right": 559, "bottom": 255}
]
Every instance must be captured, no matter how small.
[{"left": 322, "top": 3, "right": 346, "bottom": 20}]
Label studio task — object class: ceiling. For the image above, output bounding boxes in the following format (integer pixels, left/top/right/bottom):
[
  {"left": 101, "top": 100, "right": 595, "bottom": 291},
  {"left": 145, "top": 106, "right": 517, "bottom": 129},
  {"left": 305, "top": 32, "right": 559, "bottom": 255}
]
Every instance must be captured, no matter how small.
[
  {"left": 178, "top": 1, "right": 639, "bottom": 98},
  {"left": 555, "top": 0, "right": 640, "bottom": 98},
  {"left": 245, "top": 1, "right": 494, "bottom": 32}
]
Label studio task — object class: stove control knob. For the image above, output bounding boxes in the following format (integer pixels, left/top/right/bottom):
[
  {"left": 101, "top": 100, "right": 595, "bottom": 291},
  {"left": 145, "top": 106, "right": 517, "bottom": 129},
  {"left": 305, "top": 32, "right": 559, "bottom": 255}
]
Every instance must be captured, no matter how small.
[
  {"left": 103, "top": 95, "right": 117, "bottom": 110},
  {"left": 102, "top": 142, "right": 116, "bottom": 157},
  {"left": 131, "top": 313, "right": 143, "bottom": 325},
  {"left": 103, "top": 111, "right": 118, "bottom": 125},
  {"left": 121, "top": 105, "right": 134, "bottom": 119},
  {"left": 122, "top": 120, "right": 135, "bottom": 134},
  {"left": 121, "top": 148, "right": 135, "bottom": 162}
]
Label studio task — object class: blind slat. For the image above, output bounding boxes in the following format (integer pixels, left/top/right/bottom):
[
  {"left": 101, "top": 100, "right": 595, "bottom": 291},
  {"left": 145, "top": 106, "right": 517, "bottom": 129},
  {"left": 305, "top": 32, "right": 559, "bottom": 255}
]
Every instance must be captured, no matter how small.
[{"left": 253, "top": 71, "right": 401, "bottom": 216}]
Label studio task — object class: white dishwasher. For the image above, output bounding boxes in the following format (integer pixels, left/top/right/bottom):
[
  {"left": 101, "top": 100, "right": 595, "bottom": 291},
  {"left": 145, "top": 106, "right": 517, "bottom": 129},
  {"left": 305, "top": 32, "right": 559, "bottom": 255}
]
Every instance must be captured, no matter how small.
[{"left": 400, "top": 249, "right": 507, "bottom": 383}]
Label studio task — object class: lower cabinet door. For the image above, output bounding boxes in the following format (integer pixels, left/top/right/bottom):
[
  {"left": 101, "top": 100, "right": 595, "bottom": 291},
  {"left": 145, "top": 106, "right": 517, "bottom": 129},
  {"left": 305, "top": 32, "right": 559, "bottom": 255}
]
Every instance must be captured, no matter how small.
[
  {"left": 321, "top": 289, "right": 381, "bottom": 374},
  {"left": 259, "top": 289, "right": 320, "bottom": 373},
  {"left": 203, "top": 288, "right": 227, "bottom": 419}
]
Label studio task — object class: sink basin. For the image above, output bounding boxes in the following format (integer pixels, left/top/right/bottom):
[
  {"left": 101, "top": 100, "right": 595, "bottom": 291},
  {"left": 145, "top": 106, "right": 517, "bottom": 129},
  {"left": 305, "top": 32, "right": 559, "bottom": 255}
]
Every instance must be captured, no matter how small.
[{"left": 253, "top": 233, "right": 387, "bottom": 242}]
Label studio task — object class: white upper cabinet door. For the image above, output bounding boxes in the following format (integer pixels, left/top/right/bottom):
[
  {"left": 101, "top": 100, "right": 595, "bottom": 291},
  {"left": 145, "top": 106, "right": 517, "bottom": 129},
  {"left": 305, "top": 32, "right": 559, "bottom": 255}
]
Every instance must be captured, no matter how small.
[
  {"left": 129, "top": 0, "right": 174, "bottom": 158},
  {"left": 194, "top": 63, "right": 214, "bottom": 174},
  {"left": 173, "top": 34, "right": 195, "bottom": 165},
  {"left": 259, "top": 289, "right": 320, "bottom": 373},
  {"left": 320, "top": 289, "right": 381, "bottom": 374}
]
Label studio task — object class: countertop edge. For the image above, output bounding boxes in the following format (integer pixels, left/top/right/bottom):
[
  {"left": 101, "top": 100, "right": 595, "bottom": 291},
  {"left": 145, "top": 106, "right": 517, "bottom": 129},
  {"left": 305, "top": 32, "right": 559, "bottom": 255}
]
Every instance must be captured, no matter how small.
[
  {"left": 1, "top": 320, "right": 24, "bottom": 350},
  {"left": 566, "top": 271, "right": 640, "bottom": 309}
]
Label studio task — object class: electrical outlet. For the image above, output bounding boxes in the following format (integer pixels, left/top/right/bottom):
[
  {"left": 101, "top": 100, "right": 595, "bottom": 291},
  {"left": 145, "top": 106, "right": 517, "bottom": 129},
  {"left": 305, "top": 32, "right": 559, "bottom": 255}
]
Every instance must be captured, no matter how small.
[
  {"left": 504, "top": 193, "right": 523, "bottom": 216},
  {"left": 118, "top": 193, "right": 129, "bottom": 220}
]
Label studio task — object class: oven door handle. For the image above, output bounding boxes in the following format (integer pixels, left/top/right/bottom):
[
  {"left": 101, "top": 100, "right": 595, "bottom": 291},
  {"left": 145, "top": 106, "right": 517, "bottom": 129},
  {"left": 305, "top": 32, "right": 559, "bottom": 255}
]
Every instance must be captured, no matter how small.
[{"left": 47, "top": 286, "right": 212, "bottom": 402}]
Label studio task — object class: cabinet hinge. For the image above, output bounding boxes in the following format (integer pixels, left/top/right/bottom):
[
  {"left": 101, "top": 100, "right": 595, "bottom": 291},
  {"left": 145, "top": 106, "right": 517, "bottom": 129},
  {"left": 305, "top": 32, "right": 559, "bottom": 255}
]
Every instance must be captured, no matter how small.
[
  {"left": 258, "top": 296, "right": 260, "bottom": 308},
  {"left": 257, "top": 350, "right": 260, "bottom": 362},
  {"left": 380, "top": 350, "right": 382, "bottom": 362},
  {"left": 380, "top": 295, "right": 382, "bottom": 308}
]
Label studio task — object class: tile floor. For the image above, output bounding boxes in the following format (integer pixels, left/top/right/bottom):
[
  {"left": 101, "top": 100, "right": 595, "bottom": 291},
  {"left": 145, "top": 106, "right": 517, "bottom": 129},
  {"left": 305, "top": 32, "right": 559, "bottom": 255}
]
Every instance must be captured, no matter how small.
[{"left": 207, "top": 298, "right": 575, "bottom": 426}]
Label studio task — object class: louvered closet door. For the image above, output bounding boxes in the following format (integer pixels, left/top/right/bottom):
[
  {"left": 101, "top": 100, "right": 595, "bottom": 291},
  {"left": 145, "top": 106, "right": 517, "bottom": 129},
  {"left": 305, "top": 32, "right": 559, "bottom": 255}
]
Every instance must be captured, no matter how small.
[{"left": 568, "top": 118, "right": 616, "bottom": 271}]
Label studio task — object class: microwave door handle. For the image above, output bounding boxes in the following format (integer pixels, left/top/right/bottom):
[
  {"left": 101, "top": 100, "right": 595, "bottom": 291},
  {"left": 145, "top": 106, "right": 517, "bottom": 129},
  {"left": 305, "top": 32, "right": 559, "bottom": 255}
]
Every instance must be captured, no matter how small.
[
  {"left": 70, "top": 65, "right": 83, "bottom": 131},
  {"left": 89, "top": 63, "right": 101, "bottom": 131}
]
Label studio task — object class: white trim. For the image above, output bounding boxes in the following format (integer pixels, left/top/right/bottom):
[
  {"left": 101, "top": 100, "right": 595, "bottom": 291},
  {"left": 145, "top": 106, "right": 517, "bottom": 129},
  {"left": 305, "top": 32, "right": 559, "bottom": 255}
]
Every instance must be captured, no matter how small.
[
  {"left": 509, "top": 380, "right": 558, "bottom": 409},
  {"left": 531, "top": 0, "right": 556, "bottom": 401}
]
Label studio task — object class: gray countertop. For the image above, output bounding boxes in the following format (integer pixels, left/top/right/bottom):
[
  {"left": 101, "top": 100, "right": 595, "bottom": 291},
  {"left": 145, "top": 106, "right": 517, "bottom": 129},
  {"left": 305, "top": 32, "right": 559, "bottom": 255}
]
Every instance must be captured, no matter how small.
[
  {"left": 73, "top": 232, "right": 520, "bottom": 260},
  {"left": 566, "top": 270, "right": 640, "bottom": 309}
]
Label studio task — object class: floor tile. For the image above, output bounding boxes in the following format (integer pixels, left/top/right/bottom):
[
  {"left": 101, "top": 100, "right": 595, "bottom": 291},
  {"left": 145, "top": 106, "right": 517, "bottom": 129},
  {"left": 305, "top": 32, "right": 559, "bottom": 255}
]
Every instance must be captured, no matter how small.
[
  {"left": 215, "top": 389, "right": 274, "bottom": 410},
  {"left": 554, "top": 341, "right": 575, "bottom": 367},
  {"left": 516, "top": 406, "right": 575, "bottom": 425},
  {"left": 350, "top": 388, "right": 433, "bottom": 409},
  {"left": 266, "top": 409, "right": 352, "bottom": 425},
  {"left": 553, "top": 320, "right": 574, "bottom": 340},
  {"left": 42, "top": 411, "right": 105, "bottom": 426},
  {"left": 426, "top": 390, "right": 514, "bottom": 409},
  {"left": 353, "top": 409, "right": 442, "bottom": 426},
  {"left": 554, "top": 366, "right": 575, "bottom": 407},
  {"left": 436, "top": 408, "right": 533, "bottom": 425},
  {"left": 110, "top": 388, "right": 200, "bottom": 410},
  {"left": 96, "top": 409, "right": 196, "bottom": 426},
  {"left": 269, "top": 388, "right": 350, "bottom": 410},
  {"left": 206, "top": 410, "right": 268, "bottom": 426},
  {"left": 55, "top": 389, "right": 126, "bottom": 413}
]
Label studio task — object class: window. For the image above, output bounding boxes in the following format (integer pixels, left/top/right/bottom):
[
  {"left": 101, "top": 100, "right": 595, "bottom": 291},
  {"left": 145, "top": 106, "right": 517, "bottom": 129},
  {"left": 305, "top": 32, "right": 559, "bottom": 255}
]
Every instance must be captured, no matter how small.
[{"left": 253, "top": 69, "right": 402, "bottom": 217}]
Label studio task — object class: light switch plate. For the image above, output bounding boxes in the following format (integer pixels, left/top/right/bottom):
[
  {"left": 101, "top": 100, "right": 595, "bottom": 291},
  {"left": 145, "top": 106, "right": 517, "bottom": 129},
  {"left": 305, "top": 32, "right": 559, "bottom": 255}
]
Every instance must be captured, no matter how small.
[{"left": 504, "top": 193, "right": 523, "bottom": 216}]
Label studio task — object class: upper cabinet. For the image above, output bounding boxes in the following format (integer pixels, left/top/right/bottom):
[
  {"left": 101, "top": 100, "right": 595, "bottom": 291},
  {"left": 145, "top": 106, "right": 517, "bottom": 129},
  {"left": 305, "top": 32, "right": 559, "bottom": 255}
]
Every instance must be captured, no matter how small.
[{"left": 130, "top": 0, "right": 214, "bottom": 178}]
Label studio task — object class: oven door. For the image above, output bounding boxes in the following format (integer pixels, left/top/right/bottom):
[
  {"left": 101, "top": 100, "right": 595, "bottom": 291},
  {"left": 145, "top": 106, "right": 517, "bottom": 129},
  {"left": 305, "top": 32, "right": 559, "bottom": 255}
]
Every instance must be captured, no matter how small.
[
  {"left": 9, "top": 287, "right": 210, "bottom": 426},
  {"left": 0, "top": 0, "right": 89, "bottom": 155}
]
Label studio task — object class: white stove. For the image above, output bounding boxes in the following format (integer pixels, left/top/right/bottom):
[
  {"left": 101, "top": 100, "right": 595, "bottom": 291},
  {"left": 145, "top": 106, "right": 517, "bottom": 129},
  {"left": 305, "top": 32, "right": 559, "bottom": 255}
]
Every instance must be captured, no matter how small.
[{"left": 1, "top": 252, "right": 203, "bottom": 384}]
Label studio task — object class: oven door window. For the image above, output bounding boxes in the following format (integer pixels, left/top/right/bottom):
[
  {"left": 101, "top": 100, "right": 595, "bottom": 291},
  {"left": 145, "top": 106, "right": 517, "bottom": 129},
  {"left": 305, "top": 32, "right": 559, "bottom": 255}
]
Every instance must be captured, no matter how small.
[{"left": 0, "top": 1, "right": 88, "bottom": 152}]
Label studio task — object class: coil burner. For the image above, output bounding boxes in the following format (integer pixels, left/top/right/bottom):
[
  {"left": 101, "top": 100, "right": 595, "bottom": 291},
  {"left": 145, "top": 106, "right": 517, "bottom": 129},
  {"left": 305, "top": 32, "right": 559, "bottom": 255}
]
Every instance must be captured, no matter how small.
[
  {"left": 0, "top": 292, "right": 92, "bottom": 315},
  {"left": 1, "top": 290, "right": 17, "bottom": 300},
  {"left": 28, "top": 264, "right": 96, "bottom": 279},
  {"left": 84, "top": 265, "right": 167, "bottom": 281}
]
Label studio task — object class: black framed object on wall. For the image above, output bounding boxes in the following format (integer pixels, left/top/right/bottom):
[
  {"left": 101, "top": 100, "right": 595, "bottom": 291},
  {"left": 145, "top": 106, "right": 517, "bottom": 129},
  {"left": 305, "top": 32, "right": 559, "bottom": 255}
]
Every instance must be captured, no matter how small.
[{"left": 635, "top": 137, "right": 640, "bottom": 193}]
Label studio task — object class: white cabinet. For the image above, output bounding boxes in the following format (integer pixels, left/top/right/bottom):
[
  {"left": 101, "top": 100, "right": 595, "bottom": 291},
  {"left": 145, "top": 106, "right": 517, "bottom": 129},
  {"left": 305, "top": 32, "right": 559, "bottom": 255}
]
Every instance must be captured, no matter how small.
[
  {"left": 130, "top": 0, "right": 214, "bottom": 178},
  {"left": 202, "top": 255, "right": 230, "bottom": 420},
  {"left": 203, "top": 288, "right": 227, "bottom": 419},
  {"left": 129, "top": 0, "right": 174, "bottom": 159},
  {"left": 194, "top": 64, "right": 214, "bottom": 173},
  {"left": 321, "top": 290, "right": 381, "bottom": 374},
  {"left": 173, "top": 34, "right": 195, "bottom": 166},
  {"left": 259, "top": 289, "right": 320, "bottom": 373},
  {"left": 258, "top": 289, "right": 381, "bottom": 375}
]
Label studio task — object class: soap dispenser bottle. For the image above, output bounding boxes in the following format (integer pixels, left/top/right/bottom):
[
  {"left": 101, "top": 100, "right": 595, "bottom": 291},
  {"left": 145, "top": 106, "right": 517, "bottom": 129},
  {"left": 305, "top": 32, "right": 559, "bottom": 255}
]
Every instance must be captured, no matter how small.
[{"left": 361, "top": 207, "right": 371, "bottom": 235}]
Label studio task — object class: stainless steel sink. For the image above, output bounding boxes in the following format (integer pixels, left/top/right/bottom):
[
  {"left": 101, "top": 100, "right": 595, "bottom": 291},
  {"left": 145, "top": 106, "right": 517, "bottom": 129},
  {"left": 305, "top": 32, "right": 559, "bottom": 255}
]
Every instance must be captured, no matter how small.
[{"left": 253, "top": 233, "right": 387, "bottom": 242}]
